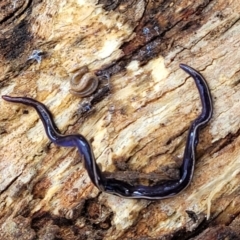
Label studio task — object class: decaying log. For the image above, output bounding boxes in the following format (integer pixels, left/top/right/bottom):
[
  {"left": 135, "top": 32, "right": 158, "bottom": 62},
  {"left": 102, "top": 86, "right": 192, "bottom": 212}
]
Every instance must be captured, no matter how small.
[{"left": 0, "top": 0, "right": 240, "bottom": 239}]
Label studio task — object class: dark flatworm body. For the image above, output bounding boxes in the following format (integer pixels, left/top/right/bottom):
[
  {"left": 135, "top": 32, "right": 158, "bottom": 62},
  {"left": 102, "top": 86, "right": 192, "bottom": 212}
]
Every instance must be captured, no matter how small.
[{"left": 2, "top": 64, "right": 213, "bottom": 199}]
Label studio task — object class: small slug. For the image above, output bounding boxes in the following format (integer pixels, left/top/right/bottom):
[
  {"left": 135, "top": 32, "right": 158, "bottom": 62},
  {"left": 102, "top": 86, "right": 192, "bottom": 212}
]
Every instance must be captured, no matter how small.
[{"left": 70, "top": 66, "right": 99, "bottom": 97}]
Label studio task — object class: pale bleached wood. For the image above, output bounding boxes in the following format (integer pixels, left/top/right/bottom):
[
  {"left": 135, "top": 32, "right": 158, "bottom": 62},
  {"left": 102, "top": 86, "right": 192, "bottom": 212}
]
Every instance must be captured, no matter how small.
[{"left": 0, "top": 0, "right": 240, "bottom": 239}]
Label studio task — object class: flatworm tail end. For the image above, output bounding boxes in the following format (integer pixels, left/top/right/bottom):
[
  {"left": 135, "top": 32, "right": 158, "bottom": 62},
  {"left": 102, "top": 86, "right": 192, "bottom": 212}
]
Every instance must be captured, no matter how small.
[
  {"left": 2, "top": 95, "right": 43, "bottom": 107},
  {"left": 179, "top": 64, "right": 213, "bottom": 125},
  {"left": 2, "top": 95, "right": 61, "bottom": 141}
]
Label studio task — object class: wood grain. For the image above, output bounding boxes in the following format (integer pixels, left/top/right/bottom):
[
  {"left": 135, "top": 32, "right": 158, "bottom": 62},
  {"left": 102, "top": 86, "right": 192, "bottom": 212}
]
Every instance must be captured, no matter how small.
[{"left": 0, "top": 0, "right": 240, "bottom": 239}]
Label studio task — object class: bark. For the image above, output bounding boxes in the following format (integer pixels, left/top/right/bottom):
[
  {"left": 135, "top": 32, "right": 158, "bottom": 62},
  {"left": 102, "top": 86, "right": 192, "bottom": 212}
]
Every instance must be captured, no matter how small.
[{"left": 0, "top": 0, "right": 240, "bottom": 239}]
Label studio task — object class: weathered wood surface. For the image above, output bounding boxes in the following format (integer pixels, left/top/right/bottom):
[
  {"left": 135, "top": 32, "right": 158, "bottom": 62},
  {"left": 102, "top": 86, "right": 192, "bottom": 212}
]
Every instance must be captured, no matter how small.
[{"left": 0, "top": 0, "right": 240, "bottom": 239}]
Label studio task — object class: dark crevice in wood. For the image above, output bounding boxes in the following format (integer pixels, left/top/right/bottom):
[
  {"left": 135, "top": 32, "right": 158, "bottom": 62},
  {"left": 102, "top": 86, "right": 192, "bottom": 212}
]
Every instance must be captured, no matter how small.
[
  {"left": 97, "top": 0, "right": 120, "bottom": 11},
  {"left": 96, "top": 1, "right": 215, "bottom": 86},
  {"left": 0, "top": 19, "right": 33, "bottom": 61},
  {"left": 30, "top": 196, "right": 114, "bottom": 239},
  {"left": 208, "top": 128, "right": 240, "bottom": 156},
  {"left": 0, "top": 0, "right": 32, "bottom": 25},
  {"left": 172, "top": 225, "right": 240, "bottom": 240},
  {"left": 0, "top": 172, "right": 22, "bottom": 195},
  {"left": 122, "top": 0, "right": 213, "bottom": 55},
  {"left": 168, "top": 202, "right": 240, "bottom": 239},
  {"left": 218, "top": 16, "right": 240, "bottom": 36}
]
